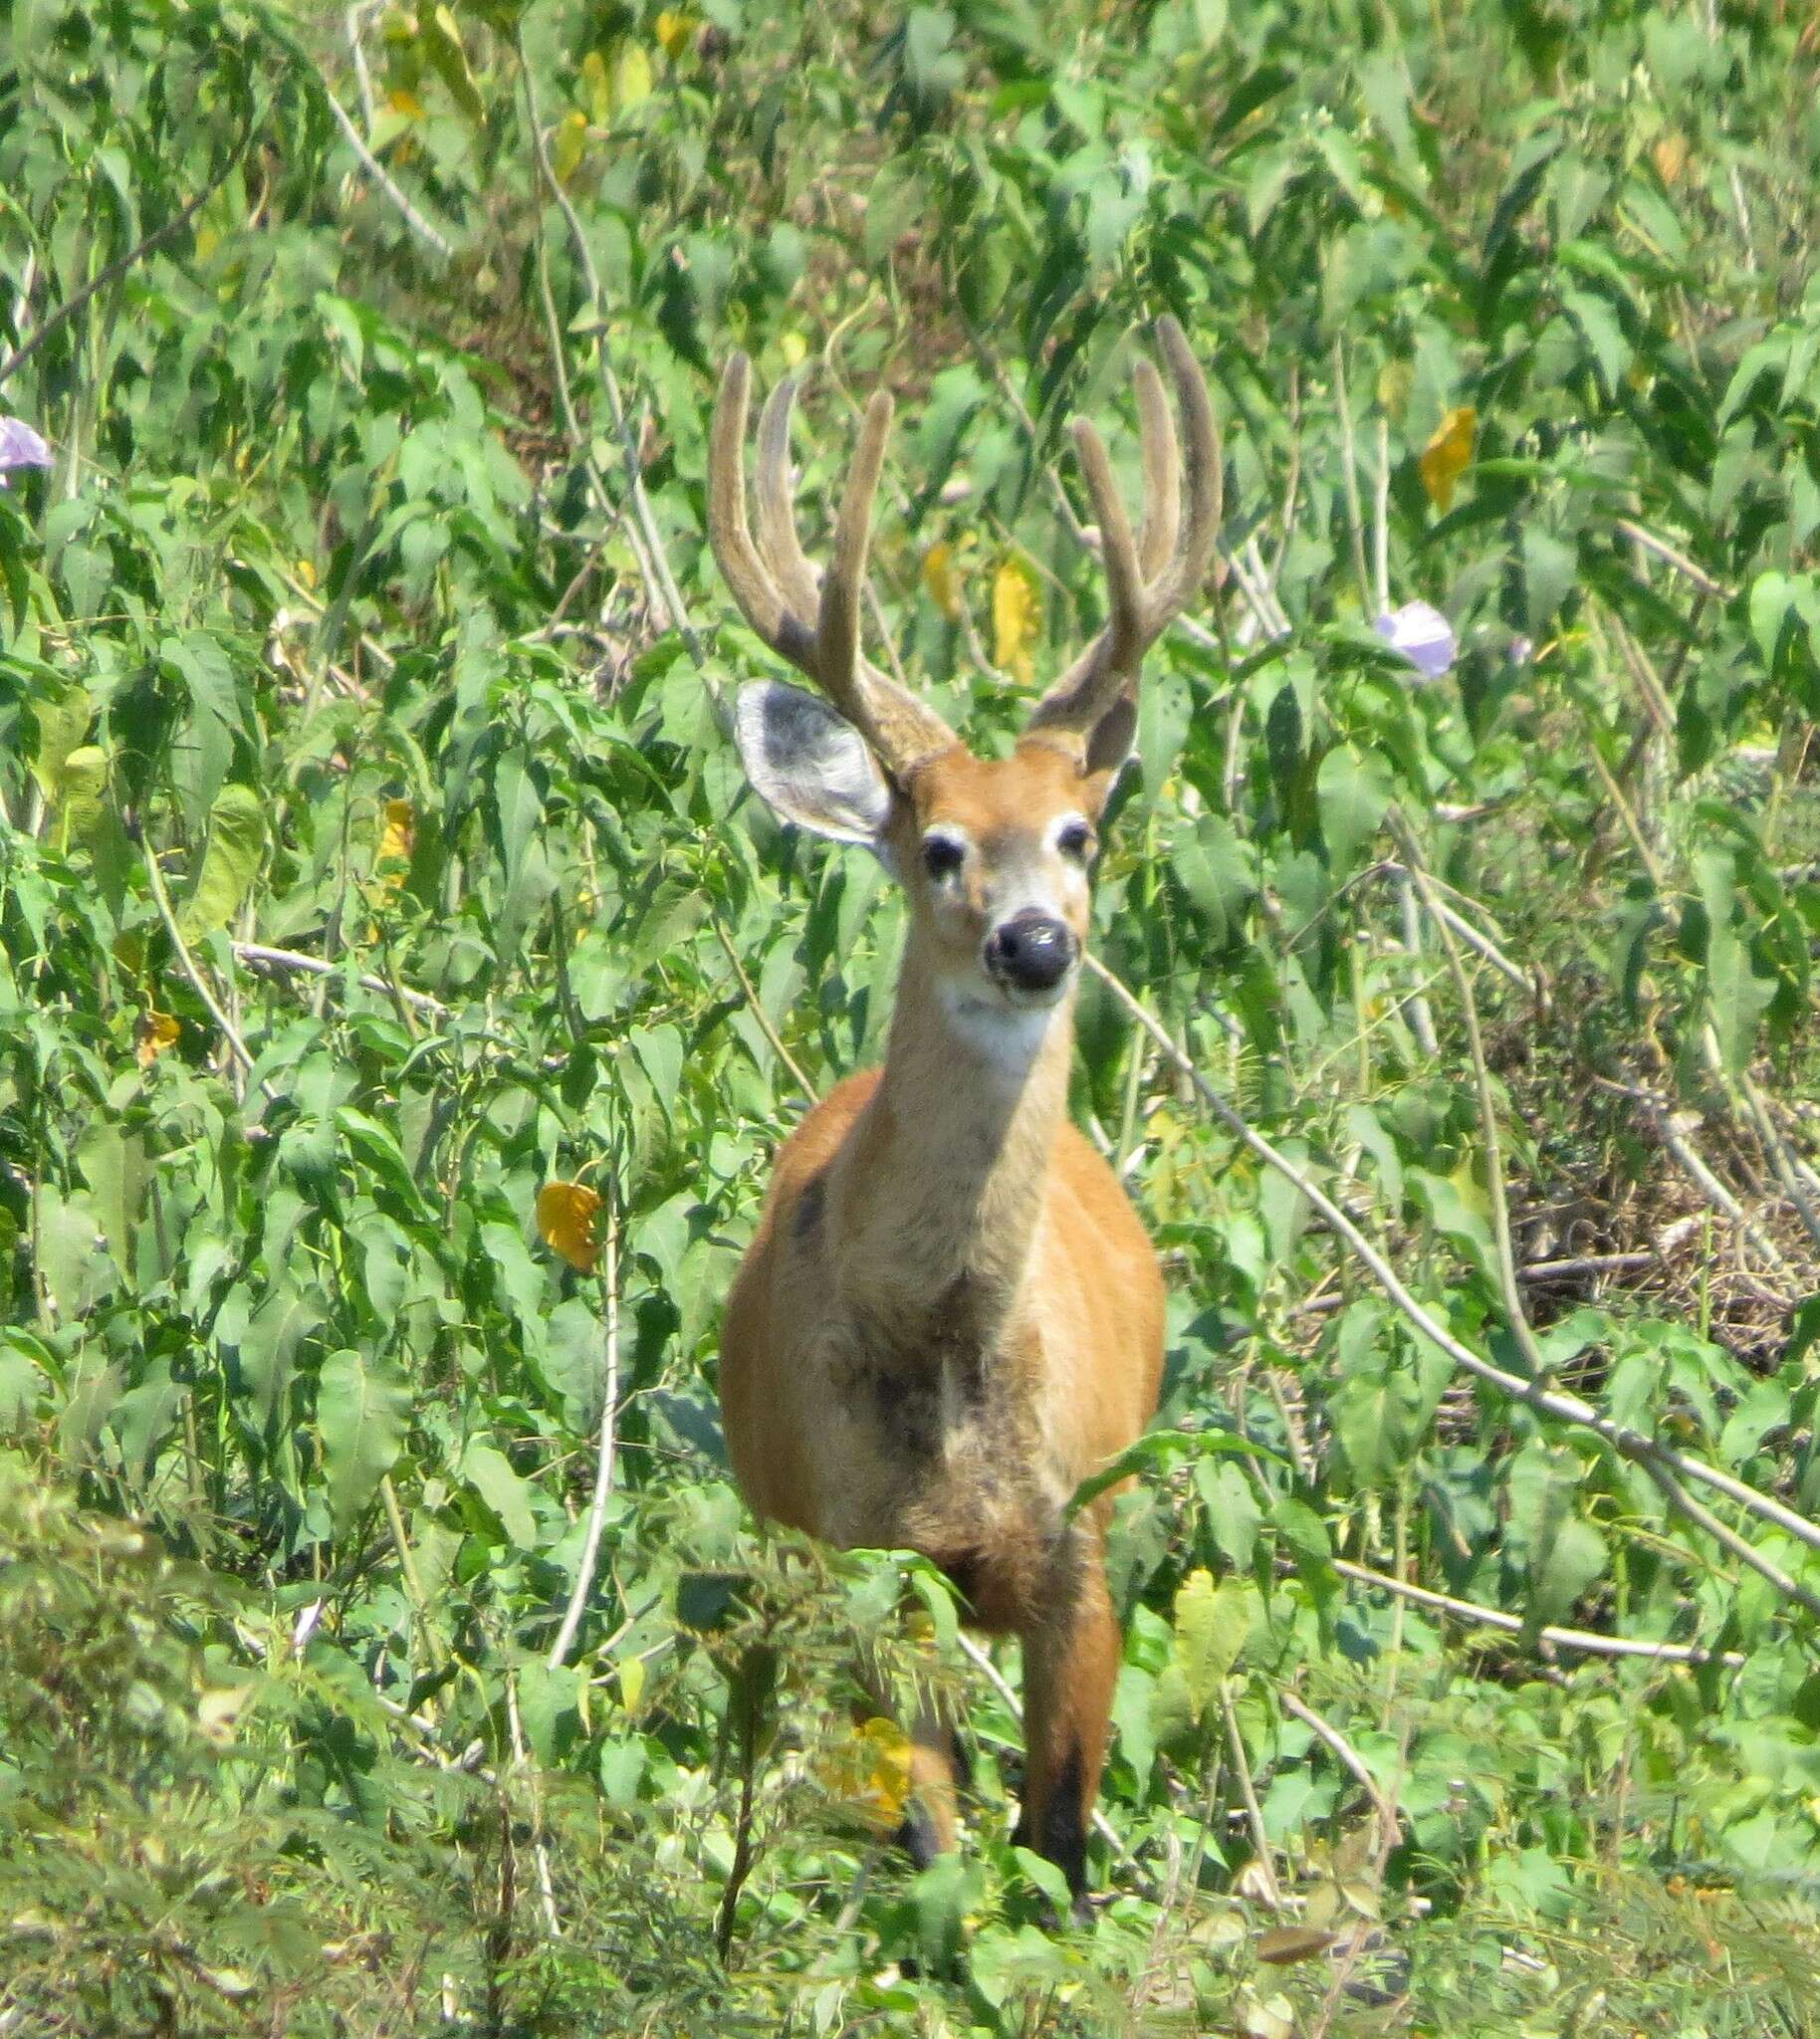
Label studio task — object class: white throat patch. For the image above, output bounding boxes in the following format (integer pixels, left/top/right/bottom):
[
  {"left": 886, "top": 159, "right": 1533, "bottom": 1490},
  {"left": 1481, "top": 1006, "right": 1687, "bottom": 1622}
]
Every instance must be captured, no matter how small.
[{"left": 936, "top": 977, "right": 1066, "bottom": 1080}]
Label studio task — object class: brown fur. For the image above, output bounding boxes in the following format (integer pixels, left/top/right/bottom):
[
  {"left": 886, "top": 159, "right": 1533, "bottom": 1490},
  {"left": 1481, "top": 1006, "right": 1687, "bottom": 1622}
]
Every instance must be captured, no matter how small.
[{"left": 718, "top": 739, "right": 1166, "bottom": 1892}]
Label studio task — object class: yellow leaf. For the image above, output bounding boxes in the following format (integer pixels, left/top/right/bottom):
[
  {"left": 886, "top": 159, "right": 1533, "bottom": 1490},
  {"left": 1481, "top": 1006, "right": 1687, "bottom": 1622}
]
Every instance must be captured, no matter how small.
[
  {"left": 817, "top": 1716, "right": 911, "bottom": 1830},
  {"left": 538, "top": 1181, "right": 602, "bottom": 1271},
  {"left": 376, "top": 796, "right": 415, "bottom": 884},
  {"left": 387, "top": 86, "right": 425, "bottom": 118},
  {"left": 923, "top": 542, "right": 963, "bottom": 621},
  {"left": 197, "top": 1684, "right": 255, "bottom": 1745},
  {"left": 136, "top": 1011, "right": 180, "bottom": 1068},
  {"left": 992, "top": 554, "right": 1041, "bottom": 683},
  {"left": 1418, "top": 405, "right": 1476, "bottom": 513},
  {"left": 580, "top": 49, "right": 610, "bottom": 125},
  {"left": 552, "top": 109, "right": 588, "bottom": 185},
  {"left": 295, "top": 558, "right": 317, "bottom": 589},
  {"left": 618, "top": 1654, "right": 646, "bottom": 1714},
  {"left": 654, "top": 10, "right": 694, "bottom": 58},
  {"left": 1375, "top": 360, "right": 1413, "bottom": 423},
  {"left": 1653, "top": 132, "right": 1688, "bottom": 185},
  {"left": 421, "top": 4, "right": 485, "bottom": 127},
  {"left": 779, "top": 330, "right": 808, "bottom": 368},
  {"left": 610, "top": 42, "right": 652, "bottom": 113}
]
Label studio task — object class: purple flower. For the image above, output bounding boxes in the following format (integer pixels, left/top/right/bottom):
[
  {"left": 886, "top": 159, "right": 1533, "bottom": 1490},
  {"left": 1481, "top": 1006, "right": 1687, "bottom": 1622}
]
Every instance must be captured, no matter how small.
[
  {"left": 0, "top": 416, "right": 52, "bottom": 488},
  {"left": 1373, "top": 599, "right": 1456, "bottom": 681}
]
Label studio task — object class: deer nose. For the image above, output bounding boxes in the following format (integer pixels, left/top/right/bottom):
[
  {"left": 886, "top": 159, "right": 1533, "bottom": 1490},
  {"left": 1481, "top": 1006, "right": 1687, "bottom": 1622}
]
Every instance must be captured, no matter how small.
[{"left": 985, "top": 910, "right": 1077, "bottom": 994}]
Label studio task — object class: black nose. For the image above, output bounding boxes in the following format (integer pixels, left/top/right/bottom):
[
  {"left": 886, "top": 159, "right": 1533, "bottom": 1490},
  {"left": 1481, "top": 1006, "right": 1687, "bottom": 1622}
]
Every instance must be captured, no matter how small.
[{"left": 985, "top": 911, "right": 1077, "bottom": 994}]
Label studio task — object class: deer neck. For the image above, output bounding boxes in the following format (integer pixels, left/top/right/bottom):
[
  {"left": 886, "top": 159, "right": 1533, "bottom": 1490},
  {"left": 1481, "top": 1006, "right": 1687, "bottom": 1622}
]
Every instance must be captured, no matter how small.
[{"left": 832, "top": 927, "right": 1076, "bottom": 1324}]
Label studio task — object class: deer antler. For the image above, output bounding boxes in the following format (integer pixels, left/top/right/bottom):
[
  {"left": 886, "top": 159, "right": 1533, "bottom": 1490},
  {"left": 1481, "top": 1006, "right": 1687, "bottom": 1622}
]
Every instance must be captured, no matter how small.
[
  {"left": 708, "top": 354, "right": 957, "bottom": 781},
  {"left": 1024, "top": 317, "right": 1221, "bottom": 749}
]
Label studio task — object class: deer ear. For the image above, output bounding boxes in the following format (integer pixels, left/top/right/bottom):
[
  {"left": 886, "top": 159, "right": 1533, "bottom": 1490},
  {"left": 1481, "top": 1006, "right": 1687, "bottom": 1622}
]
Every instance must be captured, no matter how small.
[
  {"left": 1079, "top": 688, "right": 1138, "bottom": 807},
  {"left": 734, "top": 681, "right": 895, "bottom": 845}
]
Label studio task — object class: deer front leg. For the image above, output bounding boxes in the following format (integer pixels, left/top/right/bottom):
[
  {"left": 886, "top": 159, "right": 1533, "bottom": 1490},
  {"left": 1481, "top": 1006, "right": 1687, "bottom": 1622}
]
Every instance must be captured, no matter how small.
[
  {"left": 856, "top": 1651, "right": 963, "bottom": 1866},
  {"left": 1014, "top": 1537, "right": 1119, "bottom": 1923},
  {"left": 901, "top": 1697, "right": 963, "bottom": 1865}
]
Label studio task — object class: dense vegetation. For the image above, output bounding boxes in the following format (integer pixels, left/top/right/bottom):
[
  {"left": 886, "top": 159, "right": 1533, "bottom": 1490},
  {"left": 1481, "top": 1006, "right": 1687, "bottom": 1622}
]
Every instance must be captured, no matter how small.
[{"left": 5, "top": 0, "right": 1820, "bottom": 2029}]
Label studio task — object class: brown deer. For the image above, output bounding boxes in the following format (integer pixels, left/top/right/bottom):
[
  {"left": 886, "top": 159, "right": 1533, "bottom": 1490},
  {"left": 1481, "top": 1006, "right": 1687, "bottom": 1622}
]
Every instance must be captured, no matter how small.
[{"left": 707, "top": 320, "right": 1220, "bottom": 1915}]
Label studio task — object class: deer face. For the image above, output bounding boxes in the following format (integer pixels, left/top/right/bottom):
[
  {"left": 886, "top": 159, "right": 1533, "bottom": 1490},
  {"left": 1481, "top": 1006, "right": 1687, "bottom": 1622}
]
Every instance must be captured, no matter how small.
[
  {"left": 897, "top": 738, "right": 1110, "bottom": 1012},
  {"left": 709, "top": 319, "right": 1219, "bottom": 1024}
]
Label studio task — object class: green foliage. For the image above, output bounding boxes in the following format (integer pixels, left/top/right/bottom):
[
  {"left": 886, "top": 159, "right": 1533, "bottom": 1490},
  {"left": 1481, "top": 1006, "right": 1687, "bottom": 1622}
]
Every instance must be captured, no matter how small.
[{"left": 4, "top": 0, "right": 1820, "bottom": 2028}]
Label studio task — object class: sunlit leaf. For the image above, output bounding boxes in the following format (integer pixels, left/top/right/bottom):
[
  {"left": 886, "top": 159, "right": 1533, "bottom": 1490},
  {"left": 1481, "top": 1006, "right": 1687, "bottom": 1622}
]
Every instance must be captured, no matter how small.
[
  {"left": 1171, "top": 1567, "right": 1250, "bottom": 1716},
  {"left": 420, "top": 5, "right": 485, "bottom": 126},
  {"left": 816, "top": 1715, "right": 910, "bottom": 1830},
  {"left": 1653, "top": 131, "right": 1688, "bottom": 184},
  {"left": 538, "top": 1180, "right": 602, "bottom": 1271},
  {"left": 1418, "top": 405, "right": 1476, "bottom": 512},
  {"left": 135, "top": 1011, "right": 180, "bottom": 1068},
  {"left": 923, "top": 541, "right": 963, "bottom": 621},
  {"left": 992, "top": 553, "right": 1040, "bottom": 682},
  {"left": 317, "top": 1349, "right": 410, "bottom": 1536},
  {"left": 375, "top": 796, "right": 414, "bottom": 888},
  {"left": 654, "top": 9, "right": 694, "bottom": 57},
  {"left": 176, "top": 784, "right": 265, "bottom": 942},
  {"left": 609, "top": 41, "right": 652, "bottom": 113},
  {"left": 552, "top": 109, "right": 588, "bottom": 183},
  {"left": 580, "top": 49, "right": 610, "bottom": 124}
]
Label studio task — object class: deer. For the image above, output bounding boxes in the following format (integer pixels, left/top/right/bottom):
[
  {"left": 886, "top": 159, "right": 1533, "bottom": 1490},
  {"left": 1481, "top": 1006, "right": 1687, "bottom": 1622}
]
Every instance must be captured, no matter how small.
[{"left": 706, "top": 319, "right": 1220, "bottom": 1918}]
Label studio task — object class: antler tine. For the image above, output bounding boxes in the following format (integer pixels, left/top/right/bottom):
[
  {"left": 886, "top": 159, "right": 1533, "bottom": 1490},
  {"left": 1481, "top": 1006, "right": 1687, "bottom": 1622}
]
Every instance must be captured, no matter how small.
[
  {"left": 1133, "top": 357, "right": 1180, "bottom": 579},
  {"left": 754, "top": 375, "right": 823, "bottom": 623},
  {"left": 814, "top": 389, "right": 892, "bottom": 717},
  {"left": 708, "top": 354, "right": 959, "bottom": 780},
  {"left": 709, "top": 353, "right": 818, "bottom": 671},
  {"left": 1068, "top": 414, "right": 1146, "bottom": 665},
  {"left": 1148, "top": 315, "right": 1222, "bottom": 616},
  {"left": 1026, "top": 318, "right": 1222, "bottom": 747}
]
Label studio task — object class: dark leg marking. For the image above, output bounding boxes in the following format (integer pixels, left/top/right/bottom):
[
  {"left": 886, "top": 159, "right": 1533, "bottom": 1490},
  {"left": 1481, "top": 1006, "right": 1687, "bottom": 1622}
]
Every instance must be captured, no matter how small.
[
  {"left": 896, "top": 1798, "right": 943, "bottom": 1870},
  {"left": 1013, "top": 1744, "right": 1090, "bottom": 1926},
  {"left": 1036, "top": 1743, "right": 1088, "bottom": 1906}
]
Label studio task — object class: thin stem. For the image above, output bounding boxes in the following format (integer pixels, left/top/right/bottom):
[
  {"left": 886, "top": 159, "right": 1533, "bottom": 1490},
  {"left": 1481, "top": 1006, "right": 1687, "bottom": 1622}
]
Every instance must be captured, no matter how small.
[
  {"left": 1332, "top": 1556, "right": 1743, "bottom": 1666},
  {"left": 1330, "top": 338, "right": 1373, "bottom": 613},
  {"left": 383, "top": 1473, "right": 447, "bottom": 1673},
  {"left": 1371, "top": 413, "right": 1390, "bottom": 615},
  {"left": 233, "top": 940, "right": 447, "bottom": 1014},
  {"left": 547, "top": 1190, "right": 621, "bottom": 1672},
  {"left": 711, "top": 915, "right": 818, "bottom": 1101},
  {"left": 320, "top": 82, "right": 452, "bottom": 258},
  {"left": 1220, "top": 1679, "right": 1282, "bottom": 1911},
  {"left": 1392, "top": 817, "right": 1548, "bottom": 1381},
  {"left": 516, "top": 34, "right": 701, "bottom": 664},
  {"left": 0, "top": 127, "right": 253, "bottom": 387},
  {"left": 1276, "top": 1689, "right": 1400, "bottom": 1849},
  {"left": 141, "top": 839, "right": 273, "bottom": 1098},
  {"left": 1083, "top": 955, "right": 1820, "bottom": 1593}
]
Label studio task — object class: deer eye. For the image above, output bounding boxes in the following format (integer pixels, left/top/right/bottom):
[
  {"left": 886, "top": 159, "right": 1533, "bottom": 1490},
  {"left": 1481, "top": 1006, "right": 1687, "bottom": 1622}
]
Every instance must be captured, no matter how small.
[
  {"left": 1055, "top": 819, "right": 1095, "bottom": 861},
  {"left": 921, "top": 833, "right": 966, "bottom": 881}
]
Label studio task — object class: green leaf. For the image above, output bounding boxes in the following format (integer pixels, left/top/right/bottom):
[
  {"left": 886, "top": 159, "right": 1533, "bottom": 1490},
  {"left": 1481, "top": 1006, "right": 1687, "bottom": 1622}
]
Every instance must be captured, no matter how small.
[
  {"left": 317, "top": 1348, "right": 410, "bottom": 1536},
  {"left": 1706, "top": 924, "right": 1776, "bottom": 1075},
  {"left": 1068, "top": 1425, "right": 1283, "bottom": 1515},
  {"left": 1530, "top": 1514, "right": 1607, "bottom": 1630},
  {"left": 1171, "top": 1567, "right": 1251, "bottom": 1716},
  {"left": 462, "top": 1440, "right": 537, "bottom": 1549},
  {"left": 1315, "top": 745, "right": 1393, "bottom": 874},
  {"left": 177, "top": 783, "right": 265, "bottom": 942}
]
